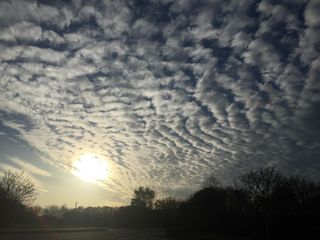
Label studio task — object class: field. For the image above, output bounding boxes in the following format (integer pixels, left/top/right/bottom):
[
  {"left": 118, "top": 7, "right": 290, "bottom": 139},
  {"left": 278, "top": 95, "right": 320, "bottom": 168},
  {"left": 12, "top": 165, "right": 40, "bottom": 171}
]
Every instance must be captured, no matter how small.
[
  {"left": 0, "top": 228, "right": 171, "bottom": 240},
  {"left": 0, "top": 227, "right": 251, "bottom": 240}
]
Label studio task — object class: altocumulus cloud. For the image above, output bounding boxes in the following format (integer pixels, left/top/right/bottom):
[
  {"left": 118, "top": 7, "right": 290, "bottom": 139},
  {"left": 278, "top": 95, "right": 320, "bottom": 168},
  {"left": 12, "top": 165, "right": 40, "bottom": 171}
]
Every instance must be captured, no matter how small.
[{"left": 0, "top": 0, "right": 319, "bottom": 201}]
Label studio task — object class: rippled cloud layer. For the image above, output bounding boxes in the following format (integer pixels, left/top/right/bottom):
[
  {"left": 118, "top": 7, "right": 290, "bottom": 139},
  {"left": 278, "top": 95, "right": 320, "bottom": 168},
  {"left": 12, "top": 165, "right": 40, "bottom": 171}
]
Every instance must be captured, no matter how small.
[{"left": 0, "top": 0, "right": 319, "bottom": 203}]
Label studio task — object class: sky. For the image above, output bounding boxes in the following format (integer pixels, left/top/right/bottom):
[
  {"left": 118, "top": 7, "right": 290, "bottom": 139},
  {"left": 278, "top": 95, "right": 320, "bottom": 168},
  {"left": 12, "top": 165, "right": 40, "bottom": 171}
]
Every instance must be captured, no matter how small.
[{"left": 0, "top": 0, "right": 319, "bottom": 207}]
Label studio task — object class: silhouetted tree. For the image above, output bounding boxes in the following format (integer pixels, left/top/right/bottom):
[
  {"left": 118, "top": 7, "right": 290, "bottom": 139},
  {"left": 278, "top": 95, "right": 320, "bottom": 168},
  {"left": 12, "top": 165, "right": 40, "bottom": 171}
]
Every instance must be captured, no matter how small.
[
  {"left": 155, "top": 197, "right": 181, "bottom": 210},
  {"left": 42, "top": 205, "right": 68, "bottom": 221},
  {"left": 0, "top": 166, "right": 317, "bottom": 239},
  {"left": 287, "top": 175, "right": 319, "bottom": 207},
  {"left": 131, "top": 187, "right": 155, "bottom": 209},
  {"left": 154, "top": 197, "right": 181, "bottom": 229},
  {"left": 236, "top": 167, "right": 283, "bottom": 216},
  {"left": 234, "top": 168, "right": 320, "bottom": 239},
  {"left": 0, "top": 170, "right": 38, "bottom": 226},
  {"left": 202, "top": 175, "right": 220, "bottom": 189},
  {"left": 0, "top": 170, "right": 38, "bottom": 206},
  {"left": 180, "top": 186, "right": 229, "bottom": 233}
]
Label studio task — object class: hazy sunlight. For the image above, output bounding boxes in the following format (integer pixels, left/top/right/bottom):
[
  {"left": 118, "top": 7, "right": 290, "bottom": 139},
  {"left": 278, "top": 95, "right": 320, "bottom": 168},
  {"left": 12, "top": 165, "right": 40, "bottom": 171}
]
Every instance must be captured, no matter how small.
[{"left": 73, "top": 154, "right": 108, "bottom": 182}]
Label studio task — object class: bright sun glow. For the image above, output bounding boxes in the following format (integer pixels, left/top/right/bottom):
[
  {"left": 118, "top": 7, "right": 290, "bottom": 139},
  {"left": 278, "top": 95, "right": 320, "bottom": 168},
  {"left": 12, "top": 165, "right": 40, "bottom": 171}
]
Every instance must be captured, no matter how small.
[{"left": 73, "top": 154, "right": 108, "bottom": 182}]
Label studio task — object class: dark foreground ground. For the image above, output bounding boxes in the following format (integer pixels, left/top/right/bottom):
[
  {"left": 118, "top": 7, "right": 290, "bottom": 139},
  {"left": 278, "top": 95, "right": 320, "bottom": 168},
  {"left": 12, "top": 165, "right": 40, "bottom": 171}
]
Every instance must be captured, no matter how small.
[
  {"left": 0, "top": 228, "right": 169, "bottom": 240},
  {"left": 0, "top": 228, "right": 250, "bottom": 240}
]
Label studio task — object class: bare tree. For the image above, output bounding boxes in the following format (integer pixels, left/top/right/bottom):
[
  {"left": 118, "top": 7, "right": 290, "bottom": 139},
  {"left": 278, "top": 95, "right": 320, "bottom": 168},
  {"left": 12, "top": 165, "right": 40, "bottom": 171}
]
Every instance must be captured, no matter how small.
[
  {"left": 131, "top": 187, "right": 155, "bottom": 209},
  {"left": 202, "top": 175, "right": 221, "bottom": 189},
  {"left": 155, "top": 197, "right": 181, "bottom": 210},
  {"left": 287, "top": 175, "right": 319, "bottom": 204},
  {"left": 0, "top": 170, "right": 38, "bottom": 206},
  {"left": 237, "top": 167, "right": 283, "bottom": 204},
  {"left": 236, "top": 167, "right": 284, "bottom": 240}
]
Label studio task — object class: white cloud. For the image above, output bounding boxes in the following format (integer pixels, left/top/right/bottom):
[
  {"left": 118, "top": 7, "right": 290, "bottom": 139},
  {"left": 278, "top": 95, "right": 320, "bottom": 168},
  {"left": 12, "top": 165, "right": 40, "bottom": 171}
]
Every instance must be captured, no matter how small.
[
  {"left": 0, "top": 0, "right": 319, "bottom": 204},
  {"left": 9, "top": 156, "right": 51, "bottom": 177}
]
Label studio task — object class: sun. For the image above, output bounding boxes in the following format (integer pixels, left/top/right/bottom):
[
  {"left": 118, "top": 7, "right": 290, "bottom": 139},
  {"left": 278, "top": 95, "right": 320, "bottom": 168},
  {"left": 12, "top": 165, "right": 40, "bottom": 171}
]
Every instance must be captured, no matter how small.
[{"left": 73, "top": 154, "right": 108, "bottom": 182}]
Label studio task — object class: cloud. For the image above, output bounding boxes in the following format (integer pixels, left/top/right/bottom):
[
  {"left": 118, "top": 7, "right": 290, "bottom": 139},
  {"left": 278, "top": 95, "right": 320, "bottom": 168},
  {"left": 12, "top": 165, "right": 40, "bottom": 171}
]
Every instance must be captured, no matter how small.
[
  {"left": 0, "top": 160, "right": 47, "bottom": 193},
  {"left": 9, "top": 156, "right": 51, "bottom": 177},
  {"left": 0, "top": 0, "right": 319, "bottom": 203},
  {"left": 0, "top": 162, "right": 20, "bottom": 173}
]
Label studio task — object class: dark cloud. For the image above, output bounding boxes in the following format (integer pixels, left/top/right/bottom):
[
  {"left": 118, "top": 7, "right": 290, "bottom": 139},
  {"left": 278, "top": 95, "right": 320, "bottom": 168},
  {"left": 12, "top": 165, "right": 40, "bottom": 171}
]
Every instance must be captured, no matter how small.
[{"left": 0, "top": 0, "right": 319, "bottom": 202}]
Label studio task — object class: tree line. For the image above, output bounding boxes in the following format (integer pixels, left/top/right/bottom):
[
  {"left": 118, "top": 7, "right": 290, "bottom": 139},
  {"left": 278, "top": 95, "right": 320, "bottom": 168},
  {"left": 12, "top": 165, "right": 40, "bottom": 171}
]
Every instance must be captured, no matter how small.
[{"left": 0, "top": 167, "right": 319, "bottom": 239}]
